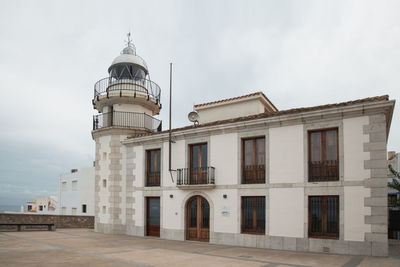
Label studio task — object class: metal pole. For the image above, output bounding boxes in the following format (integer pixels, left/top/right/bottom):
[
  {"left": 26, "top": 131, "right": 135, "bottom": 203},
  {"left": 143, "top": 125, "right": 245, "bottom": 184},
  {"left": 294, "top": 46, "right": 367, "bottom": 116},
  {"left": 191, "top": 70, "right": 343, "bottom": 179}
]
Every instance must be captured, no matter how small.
[{"left": 169, "top": 63, "right": 172, "bottom": 172}]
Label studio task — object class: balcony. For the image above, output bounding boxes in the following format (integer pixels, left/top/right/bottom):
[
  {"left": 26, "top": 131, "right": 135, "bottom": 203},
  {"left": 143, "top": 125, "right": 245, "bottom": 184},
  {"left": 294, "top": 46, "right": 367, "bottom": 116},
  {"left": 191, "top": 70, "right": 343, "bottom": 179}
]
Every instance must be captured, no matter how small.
[
  {"left": 93, "top": 111, "right": 162, "bottom": 132},
  {"left": 309, "top": 160, "right": 339, "bottom": 182},
  {"left": 146, "top": 172, "right": 160, "bottom": 187},
  {"left": 177, "top": 167, "right": 215, "bottom": 189},
  {"left": 94, "top": 77, "right": 161, "bottom": 103},
  {"left": 242, "top": 165, "right": 265, "bottom": 184}
]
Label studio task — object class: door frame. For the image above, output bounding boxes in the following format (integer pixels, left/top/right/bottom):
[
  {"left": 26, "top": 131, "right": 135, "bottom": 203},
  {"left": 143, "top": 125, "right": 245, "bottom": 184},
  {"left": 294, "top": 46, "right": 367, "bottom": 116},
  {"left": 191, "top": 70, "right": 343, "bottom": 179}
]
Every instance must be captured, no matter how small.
[
  {"left": 146, "top": 197, "right": 160, "bottom": 237},
  {"left": 185, "top": 195, "right": 210, "bottom": 242}
]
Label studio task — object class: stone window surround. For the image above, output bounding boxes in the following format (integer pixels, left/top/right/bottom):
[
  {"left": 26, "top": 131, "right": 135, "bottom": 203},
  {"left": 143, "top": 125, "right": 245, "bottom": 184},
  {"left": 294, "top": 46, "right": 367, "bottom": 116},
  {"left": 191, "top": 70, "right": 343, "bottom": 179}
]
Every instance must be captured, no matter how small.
[
  {"left": 141, "top": 143, "right": 163, "bottom": 188},
  {"left": 237, "top": 129, "right": 269, "bottom": 185},
  {"left": 184, "top": 136, "right": 211, "bottom": 171},
  {"left": 302, "top": 120, "right": 345, "bottom": 241}
]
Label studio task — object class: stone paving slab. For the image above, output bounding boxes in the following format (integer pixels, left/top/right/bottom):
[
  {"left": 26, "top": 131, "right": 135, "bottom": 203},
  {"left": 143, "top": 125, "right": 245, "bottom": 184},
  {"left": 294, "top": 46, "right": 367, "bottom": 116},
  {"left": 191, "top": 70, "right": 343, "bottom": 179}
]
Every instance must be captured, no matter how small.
[
  {"left": 206, "top": 246, "right": 352, "bottom": 267},
  {"left": 0, "top": 249, "right": 136, "bottom": 267},
  {"left": 0, "top": 229, "right": 400, "bottom": 267},
  {"left": 108, "top": 248, "right": 263, "bottom": 267}
]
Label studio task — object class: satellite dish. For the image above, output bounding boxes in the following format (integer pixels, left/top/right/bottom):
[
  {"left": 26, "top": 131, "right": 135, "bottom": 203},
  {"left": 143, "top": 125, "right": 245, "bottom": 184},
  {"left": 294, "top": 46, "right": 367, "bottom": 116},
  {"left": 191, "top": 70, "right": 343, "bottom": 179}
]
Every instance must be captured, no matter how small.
[{"left": 188, "top": 111, "right": 199, "bottom": 124}]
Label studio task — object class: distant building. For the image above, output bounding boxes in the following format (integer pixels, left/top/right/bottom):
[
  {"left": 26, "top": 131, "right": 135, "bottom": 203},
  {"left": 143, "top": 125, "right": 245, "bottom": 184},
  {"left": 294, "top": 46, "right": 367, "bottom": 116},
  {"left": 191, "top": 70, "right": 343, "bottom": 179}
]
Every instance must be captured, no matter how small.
[
  {"left": 90, "top": 36, "right": 395, "bottom": 256},
  {"left": 27, "top": 200, "right": 36, "bottom": 212},
  {"left": 58, "top": 167, "right": 95, "bottom": 216},
  {"left": 26, "top": 196, "right": 57, "bottom": 214},
  {"left": 388, "top": 151, "right": 400, "bottom": 208}
]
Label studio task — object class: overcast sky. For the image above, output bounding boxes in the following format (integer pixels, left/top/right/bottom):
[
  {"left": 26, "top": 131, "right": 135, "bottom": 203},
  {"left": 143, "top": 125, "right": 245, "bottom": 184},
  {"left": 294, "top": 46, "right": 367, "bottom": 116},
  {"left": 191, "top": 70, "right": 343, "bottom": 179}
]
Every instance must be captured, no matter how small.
[{"left": 0, "top": 0, "right": 399, "bottom": 206}]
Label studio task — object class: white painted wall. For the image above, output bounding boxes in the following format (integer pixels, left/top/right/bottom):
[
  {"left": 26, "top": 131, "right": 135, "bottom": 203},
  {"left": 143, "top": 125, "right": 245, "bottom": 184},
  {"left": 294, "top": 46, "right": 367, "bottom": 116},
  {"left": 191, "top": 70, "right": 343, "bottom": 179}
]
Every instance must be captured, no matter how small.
[
  {"left": 113, "top": 103, "right": 153, "bottom": 116},
  {"left": 210, "top": 133, "right": 238, "bottom": 185},
  {"left": 196, "top": 99, "right": 266, "bottom": 124},
  {"left": 59, "top": 171, "right": 80, "bottom": 216},
  {"left": 343, "top": 116, "right": 370, "bottom": 181},
  {"left": 98, "top": 135, "right": 111, "bottom": 223},
  {"left": 80, "top": 167, "right": 95, "bottom": 215},
  {"left": 269, "top": 188, "right": 304, "bottom": 238},
  {"left": 269, "top": 125, "right": 304, "bottom": 183},
  {"left": 59, "top": 167, "right": 95, "bottom": 216},
  {"left": 344, "top": 186, "right": 371, "bottom": 241}
]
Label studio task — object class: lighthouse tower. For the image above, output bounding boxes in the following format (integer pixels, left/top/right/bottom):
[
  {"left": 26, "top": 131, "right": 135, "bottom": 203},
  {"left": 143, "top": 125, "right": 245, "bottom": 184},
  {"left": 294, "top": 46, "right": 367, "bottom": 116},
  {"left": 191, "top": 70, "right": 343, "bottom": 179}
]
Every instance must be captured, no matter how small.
[{"left": 92, "top": 34, "right": 161, "bottom": 234}]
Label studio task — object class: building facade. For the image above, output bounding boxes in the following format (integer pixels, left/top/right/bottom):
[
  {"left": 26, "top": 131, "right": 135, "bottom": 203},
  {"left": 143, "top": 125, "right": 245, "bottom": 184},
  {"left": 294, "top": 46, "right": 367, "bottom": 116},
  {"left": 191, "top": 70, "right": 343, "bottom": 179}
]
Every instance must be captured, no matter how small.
[
  {"left": 58, "top": 167, "right": 95, "bottom": 216},
  {"left": 92, "top": 38, "right": 395, "bottom": 256}
]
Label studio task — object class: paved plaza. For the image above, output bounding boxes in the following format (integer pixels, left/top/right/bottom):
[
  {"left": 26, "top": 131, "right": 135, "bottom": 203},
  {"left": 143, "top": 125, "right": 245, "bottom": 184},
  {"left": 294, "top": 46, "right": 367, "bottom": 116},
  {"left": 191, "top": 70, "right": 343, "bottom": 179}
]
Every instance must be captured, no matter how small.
[{"left": 0, "top": 229, "right": 399, "bottom": 267}]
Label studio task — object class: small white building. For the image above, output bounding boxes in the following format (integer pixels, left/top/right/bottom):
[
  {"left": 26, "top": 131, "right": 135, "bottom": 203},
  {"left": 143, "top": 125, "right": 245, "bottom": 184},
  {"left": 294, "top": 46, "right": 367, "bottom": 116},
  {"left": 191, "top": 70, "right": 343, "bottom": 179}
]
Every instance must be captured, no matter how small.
[
  {"left": 58, "top": 167, "right": 95, "bottom": 216},
  {"left": 26, "top": 196, "right": 57, "bottom": 214},
  {"left": 91, "top": 36, "right": 395, "bottom": 256}
]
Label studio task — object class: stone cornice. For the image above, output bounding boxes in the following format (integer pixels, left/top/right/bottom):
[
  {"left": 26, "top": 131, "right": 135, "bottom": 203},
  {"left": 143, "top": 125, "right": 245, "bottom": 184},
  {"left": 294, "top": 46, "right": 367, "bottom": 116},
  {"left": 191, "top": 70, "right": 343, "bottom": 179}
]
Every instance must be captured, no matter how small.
[{"left": 122, "top": 99, "right": 395, "bottom": 146}]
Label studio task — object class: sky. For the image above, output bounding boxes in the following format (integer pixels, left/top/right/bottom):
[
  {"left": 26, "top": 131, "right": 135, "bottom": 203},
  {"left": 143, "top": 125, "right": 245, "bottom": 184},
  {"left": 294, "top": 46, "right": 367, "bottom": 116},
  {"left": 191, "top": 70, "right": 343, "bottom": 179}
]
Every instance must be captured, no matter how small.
[{"left": 0, "top": 0, "right": 399, "bottom": 206}]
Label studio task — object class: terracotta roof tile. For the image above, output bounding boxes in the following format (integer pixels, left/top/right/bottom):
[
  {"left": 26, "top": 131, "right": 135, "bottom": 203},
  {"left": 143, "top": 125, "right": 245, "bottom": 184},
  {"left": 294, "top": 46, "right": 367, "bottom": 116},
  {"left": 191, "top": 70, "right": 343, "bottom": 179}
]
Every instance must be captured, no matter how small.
[
  {"left": 128, "top": 95, "right": 389, "bottom": 139},
  {"left": 194, "top": 91, "right": 277, "bottom": 111}
]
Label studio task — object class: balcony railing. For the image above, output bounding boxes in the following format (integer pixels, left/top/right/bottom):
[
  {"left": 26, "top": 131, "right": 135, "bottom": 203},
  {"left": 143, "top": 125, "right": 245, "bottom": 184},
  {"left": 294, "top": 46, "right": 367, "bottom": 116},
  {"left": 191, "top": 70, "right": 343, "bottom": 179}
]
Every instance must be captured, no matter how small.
[
  {"left": 309, "top": 160, "right": 339, "bottom": 182},
  {"left": 242, "top": 165, "right": 265, "bottom": 184},
  {"left": 94, "top": 77, "right": 161, "bottom": 103},
  {"left": 177, "top": 167, "right": 215, "bottom": 186},
  {"left": 146, "top": 172, "right": 160, "bottom": 187},
  {"left": 93, "top": 111, "right": 162, "bottom": 132}
]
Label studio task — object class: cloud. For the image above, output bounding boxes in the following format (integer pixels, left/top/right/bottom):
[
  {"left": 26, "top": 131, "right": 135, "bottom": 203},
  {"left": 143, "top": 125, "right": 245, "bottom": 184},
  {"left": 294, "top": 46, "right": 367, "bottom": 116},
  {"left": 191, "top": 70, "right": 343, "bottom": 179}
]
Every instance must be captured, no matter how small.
[{"left": 0, "top": 0, "right": 399, "bottom": 205}]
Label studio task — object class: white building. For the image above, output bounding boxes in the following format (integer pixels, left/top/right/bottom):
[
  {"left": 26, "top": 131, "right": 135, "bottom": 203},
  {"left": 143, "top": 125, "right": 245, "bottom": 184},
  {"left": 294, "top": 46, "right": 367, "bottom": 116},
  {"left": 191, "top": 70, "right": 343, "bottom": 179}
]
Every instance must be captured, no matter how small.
[
  {"left": 58, "top": 167, "right": 95, "bottom": 216},
  {"left": 91, "top": 36, "right": 395, "bottom": 256},
  {"left": 26, "top": 196, "right": 57, "bottom": 214}
]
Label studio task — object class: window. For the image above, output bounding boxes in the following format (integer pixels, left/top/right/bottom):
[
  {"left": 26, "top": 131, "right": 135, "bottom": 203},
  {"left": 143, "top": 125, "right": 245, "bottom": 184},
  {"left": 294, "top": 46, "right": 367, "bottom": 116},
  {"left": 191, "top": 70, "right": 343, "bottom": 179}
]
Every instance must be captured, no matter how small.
[
  {"left": 72, "top": 180, "right": 78, "bottom": 191},
  {"left": 62, "top": 207, "right": 67, "bottom": 215},
  {"left": 61, "top": 181, "right": 67, "bottom": 191},
  {"left": 309, "top": 196, "right": 339, "bottom": 239},
  {"left": 190, "top": 143, "right": 208, "bottom": 184},
  {"left": 39, "top": 205, "right": 43, "bottom": 211},
  {"left": 27, "top": 205, "right": 32, "bottom": 211},
  {"left": 242, "top": 137, "right": 265, "bottom": 184},
  {"left": 146, "top": 149, "right": 161, "bottom": 186},
  {"left": 82, "top": 204, "right": 87, "bottom": 213},
  {"left": 102, "top": 206, "right": 106, "bottom": 214},
  {"left": 72, "top": 207, "right": 77, "bottom": 215},
  {"left": 241, "top": 196, "right": 265, "bottom": 234},
  {"left": 308, "top": 128, "right": 338, "bottom": 182},
  {"left": 103, "top": 179, "right": 107, "bottom": 188}
]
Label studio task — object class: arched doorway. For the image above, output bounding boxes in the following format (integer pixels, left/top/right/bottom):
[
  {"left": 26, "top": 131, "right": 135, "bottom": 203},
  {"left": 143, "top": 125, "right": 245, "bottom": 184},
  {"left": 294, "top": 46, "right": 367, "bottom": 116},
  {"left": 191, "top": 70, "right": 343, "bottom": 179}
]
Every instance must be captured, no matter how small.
[{"left": 186, "top": 195, "right": 210, "bottom": 242}]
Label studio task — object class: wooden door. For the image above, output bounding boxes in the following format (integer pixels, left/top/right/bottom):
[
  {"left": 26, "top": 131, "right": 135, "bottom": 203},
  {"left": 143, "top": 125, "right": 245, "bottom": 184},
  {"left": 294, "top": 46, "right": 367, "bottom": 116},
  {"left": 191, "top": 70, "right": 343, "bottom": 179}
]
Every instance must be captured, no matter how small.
[
  {"left": 186, "top": 196, "right": 209, "bottom": 242},
  {"left": 146, "top": 197, "right": 160, "bottom": 237}
]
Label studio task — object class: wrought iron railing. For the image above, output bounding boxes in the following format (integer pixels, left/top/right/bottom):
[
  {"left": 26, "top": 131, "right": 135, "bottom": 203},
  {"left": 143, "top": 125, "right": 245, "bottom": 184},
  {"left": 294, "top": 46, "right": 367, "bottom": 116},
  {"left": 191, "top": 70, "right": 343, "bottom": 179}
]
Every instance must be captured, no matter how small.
[
  {"left": 93, "top": 111, "right": 162, "bottom": 132},
  {"left": 177, "top": 167, "right": 215, "bottom": 185},
  {"left": 242, "top": 165, "right": 265, "bottom": 184},
  {"left": 93, "top": 76, "right": 161, "bottom": 103},
  {"left": 146, "top": 172, "right": 160, "bottom": 187},
  {"left": 309, "top": 160, "right": 339, "bottom": 182}
]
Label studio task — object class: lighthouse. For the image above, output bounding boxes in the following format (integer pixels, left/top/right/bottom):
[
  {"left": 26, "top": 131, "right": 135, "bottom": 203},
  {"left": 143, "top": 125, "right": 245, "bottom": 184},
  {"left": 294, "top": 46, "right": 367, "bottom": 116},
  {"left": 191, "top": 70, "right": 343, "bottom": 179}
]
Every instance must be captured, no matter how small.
[{"left": 92, "top": 34, "right": 161, "bottom": 233}]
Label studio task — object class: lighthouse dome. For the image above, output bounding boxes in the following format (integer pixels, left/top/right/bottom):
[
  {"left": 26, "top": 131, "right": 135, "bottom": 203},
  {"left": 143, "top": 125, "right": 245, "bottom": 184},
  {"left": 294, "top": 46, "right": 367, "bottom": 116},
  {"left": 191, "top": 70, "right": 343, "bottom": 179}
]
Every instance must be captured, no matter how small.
[{"left": 108, "top": 38, "right": 149, "bottom": 80}]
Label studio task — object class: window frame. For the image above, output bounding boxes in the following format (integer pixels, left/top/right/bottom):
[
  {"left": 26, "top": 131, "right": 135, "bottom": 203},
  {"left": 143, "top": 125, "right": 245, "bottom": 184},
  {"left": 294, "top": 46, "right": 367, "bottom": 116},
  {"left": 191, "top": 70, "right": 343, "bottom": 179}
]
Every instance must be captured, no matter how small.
[
  {"left": 308, "top": 128, "right": 339, "bottom": 182},
  {"left": 189, "top": 143, "right": 208, "bottom": 184},
  {"left": 241, "top": 136, "right": 266, "bottom": 184},
  {"left": 308, "top": 195, "right": 339, "bottom": 239},
  {"left": 146, "top": 148, "right": 161, "bottom": 187},
  {"left": 241, "top": 196, "right": 266, "bottom": 235}
]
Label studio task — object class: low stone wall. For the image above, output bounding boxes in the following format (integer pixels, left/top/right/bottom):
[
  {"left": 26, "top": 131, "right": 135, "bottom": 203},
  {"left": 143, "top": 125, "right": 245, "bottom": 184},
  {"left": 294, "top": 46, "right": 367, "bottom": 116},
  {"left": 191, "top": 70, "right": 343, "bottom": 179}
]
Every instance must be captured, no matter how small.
[{"left": 0, "top": 214, "right": 94, "bottom": 229}]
